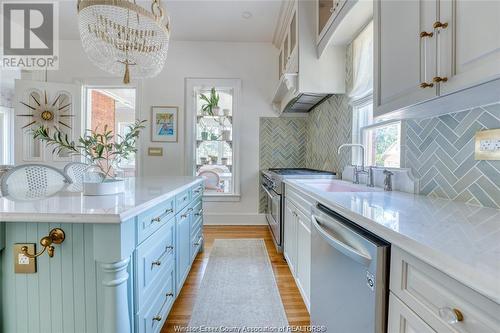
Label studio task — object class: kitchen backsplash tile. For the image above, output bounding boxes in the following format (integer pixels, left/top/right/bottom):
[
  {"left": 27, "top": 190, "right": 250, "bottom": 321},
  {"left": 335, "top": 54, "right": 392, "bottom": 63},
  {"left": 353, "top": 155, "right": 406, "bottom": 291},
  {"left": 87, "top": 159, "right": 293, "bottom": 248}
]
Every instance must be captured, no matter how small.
[
  {"left": 259, "top": 117, "right": 308, "bottom": 212},
  {"left": 403, "top": 104, "right": 500, "bottom": 208}
]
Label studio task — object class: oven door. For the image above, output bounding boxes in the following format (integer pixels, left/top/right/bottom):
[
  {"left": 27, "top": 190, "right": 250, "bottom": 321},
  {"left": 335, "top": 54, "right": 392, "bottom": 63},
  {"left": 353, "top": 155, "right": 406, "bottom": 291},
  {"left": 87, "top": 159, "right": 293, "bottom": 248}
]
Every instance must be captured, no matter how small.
[{"left": 262, "top": 184, "right": 281, "bottom": 246}]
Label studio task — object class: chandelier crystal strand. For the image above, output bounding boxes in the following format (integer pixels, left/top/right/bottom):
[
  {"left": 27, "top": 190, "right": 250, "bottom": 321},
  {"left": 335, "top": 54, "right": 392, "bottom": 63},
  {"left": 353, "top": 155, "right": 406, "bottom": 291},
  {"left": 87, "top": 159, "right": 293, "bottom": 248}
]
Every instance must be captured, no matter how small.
[{"left": 77, "top": 0, "right": 170, "bottom": 83}]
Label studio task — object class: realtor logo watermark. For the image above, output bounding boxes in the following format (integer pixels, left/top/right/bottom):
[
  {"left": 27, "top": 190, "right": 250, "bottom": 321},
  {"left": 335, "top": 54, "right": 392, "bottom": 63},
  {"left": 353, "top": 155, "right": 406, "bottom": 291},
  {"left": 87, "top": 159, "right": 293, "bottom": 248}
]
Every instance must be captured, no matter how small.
[{"left": 1, "top": 1, "right": 59, "bottom": 69}]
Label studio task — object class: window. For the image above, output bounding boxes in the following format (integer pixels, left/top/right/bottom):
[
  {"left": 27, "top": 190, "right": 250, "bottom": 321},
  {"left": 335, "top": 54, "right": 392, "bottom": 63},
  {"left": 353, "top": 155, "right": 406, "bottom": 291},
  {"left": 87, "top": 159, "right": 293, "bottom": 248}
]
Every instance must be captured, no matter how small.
[
  {"left": 185, "top": 79, "right": 240, "bottom": 199},
  {"left": 350, "top": 21, "right": 401, "bottom": 168},
  {"left": 0, "top": 106, "right": 14, "bottom": 165},
  {"left": 85, "top": 87, "right": 137, "bottom": 177}
]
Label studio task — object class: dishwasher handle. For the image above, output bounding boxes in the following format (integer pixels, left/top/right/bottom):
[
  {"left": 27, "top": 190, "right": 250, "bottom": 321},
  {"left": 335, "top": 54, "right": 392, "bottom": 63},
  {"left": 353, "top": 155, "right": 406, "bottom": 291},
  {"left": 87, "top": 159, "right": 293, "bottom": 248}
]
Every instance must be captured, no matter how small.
[{"left": 311, "top": 214, "right": 372, "bottom": 266}]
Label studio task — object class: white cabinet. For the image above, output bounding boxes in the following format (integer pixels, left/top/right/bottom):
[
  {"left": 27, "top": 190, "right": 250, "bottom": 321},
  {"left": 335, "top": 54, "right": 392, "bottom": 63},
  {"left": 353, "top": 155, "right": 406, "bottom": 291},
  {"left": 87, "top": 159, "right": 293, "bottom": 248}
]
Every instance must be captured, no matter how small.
[
  {"left": 284, "top": 198, "right": 297, "bottom": 274},
  {"left": 388, "top": 293, "right": 437, "bottom": 333},
  {"left": 278, "top": 5, "right": 298, "bottom": 80},
  {"left": 374, "top": 0, "right": 500, "bottom": 119},
  {"left": 439, "top": 0, "right": 500, "bottom": 95},
  {"left": 389, "top": 247, "right": 500, "bottom": 333},
  {"left": 295, "top": 209, "right": 311, "bottom": 306},
  {"left": 283, "top": 186, "right": 315, "bottom": 311}
]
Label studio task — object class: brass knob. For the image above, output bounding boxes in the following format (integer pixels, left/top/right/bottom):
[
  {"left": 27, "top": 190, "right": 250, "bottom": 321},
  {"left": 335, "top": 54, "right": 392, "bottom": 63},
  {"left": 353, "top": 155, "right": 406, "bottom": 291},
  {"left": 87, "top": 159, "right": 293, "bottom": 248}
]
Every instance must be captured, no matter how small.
[
  {"left": 454, "top": 308, "right": 464, "bottom": 322},
  {"left": 420, "top": 82, "right": 434, "bottom": 88},
  {"left": 433, "top": 21, "right": 448, "bottom": 29},
  {"left": 152, "top": 315, "right": 162, "bottom": 322},
  {"left": 420, "top": 31, "right": 434, "bottom": 38},
  {"left": 433, "top": 76, "right": 448, "bottom": 83}
]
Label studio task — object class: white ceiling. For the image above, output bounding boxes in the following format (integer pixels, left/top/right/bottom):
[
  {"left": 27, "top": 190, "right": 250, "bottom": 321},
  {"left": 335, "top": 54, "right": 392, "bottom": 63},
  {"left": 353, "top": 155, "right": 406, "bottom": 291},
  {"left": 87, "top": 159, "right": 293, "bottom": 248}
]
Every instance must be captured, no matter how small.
[{"left": 58, "top": 0, "right": 282, "bottom": 43}]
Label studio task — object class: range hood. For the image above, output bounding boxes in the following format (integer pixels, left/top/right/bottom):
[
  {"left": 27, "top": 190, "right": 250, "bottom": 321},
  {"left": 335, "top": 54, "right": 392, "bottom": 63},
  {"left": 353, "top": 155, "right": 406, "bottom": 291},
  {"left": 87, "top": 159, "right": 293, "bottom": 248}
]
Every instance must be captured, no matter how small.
[
  {"left": 282, "top": 93, "right": 332, "bottom": 113},
  {"left": 271, "top": 73, "right": 336, "bottom": 114}
]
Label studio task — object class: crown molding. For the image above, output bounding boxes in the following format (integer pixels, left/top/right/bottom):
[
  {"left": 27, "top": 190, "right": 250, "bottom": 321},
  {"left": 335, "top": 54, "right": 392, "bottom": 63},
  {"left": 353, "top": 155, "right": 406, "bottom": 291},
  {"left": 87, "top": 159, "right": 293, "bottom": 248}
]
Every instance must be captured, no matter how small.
[{"left": 272, "top": 0, "right": 296, "bottom": 48}]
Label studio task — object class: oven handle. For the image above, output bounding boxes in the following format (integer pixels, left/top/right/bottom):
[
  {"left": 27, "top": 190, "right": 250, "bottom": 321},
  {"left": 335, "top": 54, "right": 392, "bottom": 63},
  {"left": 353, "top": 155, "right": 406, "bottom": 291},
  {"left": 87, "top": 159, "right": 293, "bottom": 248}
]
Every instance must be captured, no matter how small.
[
  {"left": 311, "top": 213, "right": 372, "bottom": 266},
  {"left": 261, "top": 184, "right": 279, "bottom": 199}
]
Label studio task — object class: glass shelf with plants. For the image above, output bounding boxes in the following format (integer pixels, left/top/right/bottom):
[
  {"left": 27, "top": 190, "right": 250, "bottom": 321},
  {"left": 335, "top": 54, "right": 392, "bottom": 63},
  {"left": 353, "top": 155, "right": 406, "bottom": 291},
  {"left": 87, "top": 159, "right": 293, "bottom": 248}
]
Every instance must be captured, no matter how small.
[{"left": 195, "top": 87, "right": 234, "bottom": 194}]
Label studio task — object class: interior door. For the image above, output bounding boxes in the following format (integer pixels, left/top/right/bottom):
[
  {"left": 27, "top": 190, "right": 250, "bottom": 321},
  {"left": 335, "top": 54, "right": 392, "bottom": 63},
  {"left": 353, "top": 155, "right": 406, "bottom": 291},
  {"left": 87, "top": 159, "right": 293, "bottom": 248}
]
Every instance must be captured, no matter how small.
[
  {"left": 14, "top": 80, "right": 81, "bottom": 167},
  {"left": 374, "top": 0, "right": 437, "bottom": 117},
  {"left": 439, "top": 0, "right": 500, "bottom": 95}
]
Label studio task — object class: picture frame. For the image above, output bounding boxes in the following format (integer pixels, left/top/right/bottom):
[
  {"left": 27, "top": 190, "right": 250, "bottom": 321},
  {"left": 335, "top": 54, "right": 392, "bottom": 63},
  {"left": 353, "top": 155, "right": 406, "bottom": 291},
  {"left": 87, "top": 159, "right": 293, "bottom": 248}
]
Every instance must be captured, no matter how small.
[{"left": 151, "top": 106, "right": 178, "bottom": 142}]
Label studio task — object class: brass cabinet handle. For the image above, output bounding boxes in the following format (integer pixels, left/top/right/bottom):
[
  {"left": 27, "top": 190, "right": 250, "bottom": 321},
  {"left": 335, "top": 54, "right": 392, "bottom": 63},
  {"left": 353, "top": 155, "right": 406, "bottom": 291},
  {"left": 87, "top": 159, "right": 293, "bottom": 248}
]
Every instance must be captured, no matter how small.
[
  {"left": 438, "top": 307, "right": 464, "bottom": 323},
  {"left": 420, "top": 31, "right": 434, "bottom": 38},
  {"left": 21, "top": 228, "right": 65, "bottom": 259},
  {"left": 433, "top": 76, "right": 448, "bottom": 83},
  {"left": 420, "top": 82, "right": 434, "bottom": 88},
  {"left": 152, "top": 315, "right": 162, "bottom": 322},
  {"left": 433, "top": 21, "right": 448, "bottom": 29}
]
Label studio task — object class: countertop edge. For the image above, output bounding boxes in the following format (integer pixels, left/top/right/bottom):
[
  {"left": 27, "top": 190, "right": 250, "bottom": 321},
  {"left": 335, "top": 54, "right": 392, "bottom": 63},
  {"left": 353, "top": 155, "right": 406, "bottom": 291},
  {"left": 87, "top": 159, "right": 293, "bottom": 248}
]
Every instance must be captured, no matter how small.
[
  {"left": 284, "top": 179, "right": 500, "bottom": 305},
  {"left": 0, "top": 178, "right": 204, "bottom": 224}
]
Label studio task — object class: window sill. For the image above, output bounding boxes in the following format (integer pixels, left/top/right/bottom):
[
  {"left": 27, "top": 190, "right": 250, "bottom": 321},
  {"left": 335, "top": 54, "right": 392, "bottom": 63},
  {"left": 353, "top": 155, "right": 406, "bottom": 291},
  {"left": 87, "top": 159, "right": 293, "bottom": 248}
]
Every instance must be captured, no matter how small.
[{"left": 202, "top": 194, "right": 241, "bottom": 202}]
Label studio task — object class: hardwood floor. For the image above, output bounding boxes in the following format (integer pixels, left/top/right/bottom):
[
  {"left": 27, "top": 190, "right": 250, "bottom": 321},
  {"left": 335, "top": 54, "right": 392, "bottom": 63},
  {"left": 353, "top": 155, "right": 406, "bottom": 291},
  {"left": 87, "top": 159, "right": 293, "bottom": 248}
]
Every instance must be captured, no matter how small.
[{"left": 161, "top": 225, "right": 310, "bottom": 332}]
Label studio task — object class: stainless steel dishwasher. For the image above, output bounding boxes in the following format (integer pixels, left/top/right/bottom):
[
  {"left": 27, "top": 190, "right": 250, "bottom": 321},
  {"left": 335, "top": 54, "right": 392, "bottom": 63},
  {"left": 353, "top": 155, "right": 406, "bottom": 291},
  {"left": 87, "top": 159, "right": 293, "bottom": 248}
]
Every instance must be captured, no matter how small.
[{"left": 310, "top": 204, "right": 390, "bottom": 333}]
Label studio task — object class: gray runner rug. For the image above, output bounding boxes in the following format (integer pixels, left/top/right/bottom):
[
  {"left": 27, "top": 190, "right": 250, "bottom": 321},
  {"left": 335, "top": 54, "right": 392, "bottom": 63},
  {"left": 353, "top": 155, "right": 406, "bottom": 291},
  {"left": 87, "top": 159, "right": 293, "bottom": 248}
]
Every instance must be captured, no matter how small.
[{"left": 188, "top": 239, "right": 289, "bottom": 328}]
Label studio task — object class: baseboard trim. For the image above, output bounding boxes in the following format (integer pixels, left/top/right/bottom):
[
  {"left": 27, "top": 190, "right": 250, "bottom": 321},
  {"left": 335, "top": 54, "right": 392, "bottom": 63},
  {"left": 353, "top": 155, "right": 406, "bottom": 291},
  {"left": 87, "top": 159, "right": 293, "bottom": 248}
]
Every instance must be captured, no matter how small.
[{"left": 203, "top": 213, "right": 267, "bottom": 225}]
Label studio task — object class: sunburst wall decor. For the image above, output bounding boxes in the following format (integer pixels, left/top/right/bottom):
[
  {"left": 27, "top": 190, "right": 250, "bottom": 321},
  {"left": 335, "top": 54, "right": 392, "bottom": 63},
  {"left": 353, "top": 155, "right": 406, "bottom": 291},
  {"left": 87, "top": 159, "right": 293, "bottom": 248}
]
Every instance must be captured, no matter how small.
[{"left": 18, "top": 91, "right": 74, "bottom": 131}]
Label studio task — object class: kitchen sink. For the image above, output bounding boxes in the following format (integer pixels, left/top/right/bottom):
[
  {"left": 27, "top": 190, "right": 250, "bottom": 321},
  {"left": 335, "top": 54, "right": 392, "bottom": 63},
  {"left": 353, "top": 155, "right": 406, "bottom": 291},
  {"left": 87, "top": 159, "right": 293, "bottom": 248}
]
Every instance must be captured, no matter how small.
[{"left": 296, "top": 179, "right": 380, "bottom": 193}]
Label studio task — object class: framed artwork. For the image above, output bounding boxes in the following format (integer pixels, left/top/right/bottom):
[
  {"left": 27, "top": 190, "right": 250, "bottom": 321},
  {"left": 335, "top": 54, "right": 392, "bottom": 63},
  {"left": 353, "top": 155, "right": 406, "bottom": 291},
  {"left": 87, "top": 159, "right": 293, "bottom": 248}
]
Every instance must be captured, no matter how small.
[{"left": 151, "top": 106, "right": 178, "bottom": 142}]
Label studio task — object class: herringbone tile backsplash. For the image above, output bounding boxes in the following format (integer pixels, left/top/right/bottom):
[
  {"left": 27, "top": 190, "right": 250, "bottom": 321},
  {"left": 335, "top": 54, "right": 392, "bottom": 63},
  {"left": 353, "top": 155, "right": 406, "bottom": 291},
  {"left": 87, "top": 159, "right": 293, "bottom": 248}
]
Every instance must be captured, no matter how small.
[
  {"left": 259, "top": 117, "right": 308, "bottom": 211},
  {"left": 403, "top": 103, "right": 500, "bottom": 208}
]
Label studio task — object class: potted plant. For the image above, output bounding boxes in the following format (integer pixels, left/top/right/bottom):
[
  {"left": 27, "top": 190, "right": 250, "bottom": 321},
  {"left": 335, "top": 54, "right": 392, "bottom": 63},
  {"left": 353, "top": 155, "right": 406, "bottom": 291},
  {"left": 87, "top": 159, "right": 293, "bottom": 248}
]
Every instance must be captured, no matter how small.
[
  {"left": 33, "top": 120, "right": 146, "bottom": 195},
  {"left": 200, "top": 87, "right": 220, "bottom": 116}
]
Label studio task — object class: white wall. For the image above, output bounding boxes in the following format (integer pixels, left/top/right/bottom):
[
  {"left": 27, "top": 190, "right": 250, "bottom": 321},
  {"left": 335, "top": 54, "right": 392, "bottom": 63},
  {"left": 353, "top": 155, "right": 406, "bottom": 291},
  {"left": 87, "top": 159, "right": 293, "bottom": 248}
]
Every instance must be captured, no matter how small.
[{"left": 44, "top": 40, "right": 278, "bottom": 224}]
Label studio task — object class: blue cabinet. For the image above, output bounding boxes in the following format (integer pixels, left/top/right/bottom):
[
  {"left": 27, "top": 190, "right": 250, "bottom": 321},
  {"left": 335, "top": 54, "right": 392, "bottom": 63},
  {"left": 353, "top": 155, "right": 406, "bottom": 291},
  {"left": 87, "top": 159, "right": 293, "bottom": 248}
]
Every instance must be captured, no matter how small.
[{"left": 176, "top": 204, "right": 192, "bottom": 293}]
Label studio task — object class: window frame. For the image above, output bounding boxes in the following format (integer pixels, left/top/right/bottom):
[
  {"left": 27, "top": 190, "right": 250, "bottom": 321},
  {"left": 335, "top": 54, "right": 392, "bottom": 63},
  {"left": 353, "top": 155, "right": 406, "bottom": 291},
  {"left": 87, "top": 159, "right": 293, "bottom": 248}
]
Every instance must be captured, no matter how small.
[
  {"left": 185, "top": 78, "right": 241, "bottom": 201},
  {"left": 0, "top": 106, "right": 14, "bottom": 165},
  {"left": 361, "top": 119, "right": 402, "bottom": 168}
]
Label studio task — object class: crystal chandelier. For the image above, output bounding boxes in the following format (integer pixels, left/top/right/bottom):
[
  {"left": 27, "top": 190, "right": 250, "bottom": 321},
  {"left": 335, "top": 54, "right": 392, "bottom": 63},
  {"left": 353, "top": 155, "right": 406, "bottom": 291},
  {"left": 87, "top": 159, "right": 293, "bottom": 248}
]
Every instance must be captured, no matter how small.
[{"left": 77, "top": 0, "right": 171, "bottom": 83}]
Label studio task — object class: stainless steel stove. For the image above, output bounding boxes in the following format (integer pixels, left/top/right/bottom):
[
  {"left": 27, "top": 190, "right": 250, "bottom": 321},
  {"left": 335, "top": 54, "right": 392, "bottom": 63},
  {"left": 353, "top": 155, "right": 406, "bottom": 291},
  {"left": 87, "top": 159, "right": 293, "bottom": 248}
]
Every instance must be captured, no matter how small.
[{"left": 261, "top": 168, "right": 336, "bottom": 251}]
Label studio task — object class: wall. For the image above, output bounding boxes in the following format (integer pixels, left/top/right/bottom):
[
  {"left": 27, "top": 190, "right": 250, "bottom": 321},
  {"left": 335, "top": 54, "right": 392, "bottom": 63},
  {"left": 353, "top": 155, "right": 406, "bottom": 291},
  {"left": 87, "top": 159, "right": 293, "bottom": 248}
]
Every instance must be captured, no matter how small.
[
  {"left": 43, "top": 39, "right": 277, "bottom": 224},
  {"left": 91, "top": 91, "right": 115, "bottom": 134},
  {"left": 403, "top": 103, "right": 500, "bottom": 208}
]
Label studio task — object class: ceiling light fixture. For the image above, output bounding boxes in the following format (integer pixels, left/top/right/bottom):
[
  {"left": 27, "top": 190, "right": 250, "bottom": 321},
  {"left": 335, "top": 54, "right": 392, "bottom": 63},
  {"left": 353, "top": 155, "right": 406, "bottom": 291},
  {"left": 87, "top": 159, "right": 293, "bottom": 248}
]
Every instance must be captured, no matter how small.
[
  {"left": 242, "top": 11, "right": 253, "bottom": 19},
  {"left": 77, "top": 0, "right": 171, "bottom": 84}
]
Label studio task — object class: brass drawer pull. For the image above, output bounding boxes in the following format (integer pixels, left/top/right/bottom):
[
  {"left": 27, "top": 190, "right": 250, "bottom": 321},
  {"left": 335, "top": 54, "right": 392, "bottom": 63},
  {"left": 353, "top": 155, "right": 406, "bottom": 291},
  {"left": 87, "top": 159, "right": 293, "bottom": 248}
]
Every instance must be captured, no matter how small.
[
  {"left": 152, "top": 315, "right": 162, "bottom": 322},
  {"left": 420, "top": 31, "right": 433, "bottom": 38},
  {"left": 420, "top": 82, "right": 434, "bottom": 88},
  {"left": 433, "top": 76, "right": 448, "bottom": 83},
  {"left": 433, "top": 21, "right": 448, "bottom": 29},
  {"left": 438, "top": 307, "right": 464, "bottom": 323}
]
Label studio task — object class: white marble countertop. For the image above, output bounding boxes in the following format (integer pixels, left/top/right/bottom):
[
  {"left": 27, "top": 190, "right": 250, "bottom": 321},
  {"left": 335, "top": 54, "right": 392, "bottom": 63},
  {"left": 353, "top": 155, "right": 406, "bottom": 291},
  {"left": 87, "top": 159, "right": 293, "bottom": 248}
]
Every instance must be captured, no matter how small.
[
  {"left": 285, "top": 178, "right": 500, "bottom": 304},
  {"left": 0, "top": 177, "right": 203, "bottom": 223}
]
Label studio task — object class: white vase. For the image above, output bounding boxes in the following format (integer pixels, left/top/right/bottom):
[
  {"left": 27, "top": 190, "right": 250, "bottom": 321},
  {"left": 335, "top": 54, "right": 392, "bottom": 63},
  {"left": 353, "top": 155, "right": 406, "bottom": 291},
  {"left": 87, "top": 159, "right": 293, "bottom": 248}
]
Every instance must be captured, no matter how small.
[
  {"left": 83, "top": 178, "right": 125, "bottom": 196},
  {"left": 212, "top": 106, "right": 221, "bottom": 115}
]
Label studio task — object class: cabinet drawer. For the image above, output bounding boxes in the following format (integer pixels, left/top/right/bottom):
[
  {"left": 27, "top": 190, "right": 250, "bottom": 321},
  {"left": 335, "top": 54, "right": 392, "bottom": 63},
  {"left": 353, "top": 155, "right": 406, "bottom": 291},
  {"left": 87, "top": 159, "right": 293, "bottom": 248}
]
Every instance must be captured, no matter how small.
[
  {"left": 176, "top": 190, "right": 190, "bottom": 211},
  {"left": 285, "top": 184, "right": 315, "bottom": 219},
  {"left": 136, "top": 220, "right": 175, "bottom": 310},
  {"left": 136, "top": 267, "right": 175, "bottom": 333},
  {"left": 137, "top": 198, "right": 175, "bottom": 244},
  {"left": 390, "top": 247, "right": 500, "bottom": 332},
  {"left": 191, "top": 183, "right": 204, "bottom": 200}
]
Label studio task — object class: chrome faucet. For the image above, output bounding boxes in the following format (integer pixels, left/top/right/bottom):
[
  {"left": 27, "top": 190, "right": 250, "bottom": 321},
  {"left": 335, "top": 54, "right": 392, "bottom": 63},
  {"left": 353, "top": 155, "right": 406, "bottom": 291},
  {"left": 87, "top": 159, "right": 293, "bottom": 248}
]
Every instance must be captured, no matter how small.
[{"left": 337, "top": 144, "right": 374, "bottom": 187}]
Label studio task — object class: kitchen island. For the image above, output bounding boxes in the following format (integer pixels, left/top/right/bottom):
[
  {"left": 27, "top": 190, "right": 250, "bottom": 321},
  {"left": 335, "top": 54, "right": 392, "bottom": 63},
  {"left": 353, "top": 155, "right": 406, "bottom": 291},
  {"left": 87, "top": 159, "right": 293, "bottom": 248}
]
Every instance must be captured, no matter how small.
[{"left": 0, "top": 176, "right": 204, "bottom": 333}]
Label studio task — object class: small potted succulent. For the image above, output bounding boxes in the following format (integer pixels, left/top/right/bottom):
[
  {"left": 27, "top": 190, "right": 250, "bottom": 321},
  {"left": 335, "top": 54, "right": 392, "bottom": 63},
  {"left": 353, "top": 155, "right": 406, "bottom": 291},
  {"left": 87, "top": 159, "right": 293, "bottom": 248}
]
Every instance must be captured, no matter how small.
[
  {"left": 200, "top": 87, "right": 220, "bottom": 116},
  {"left": 33, "top": 120, "right": 146, "bottom": 195}
]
